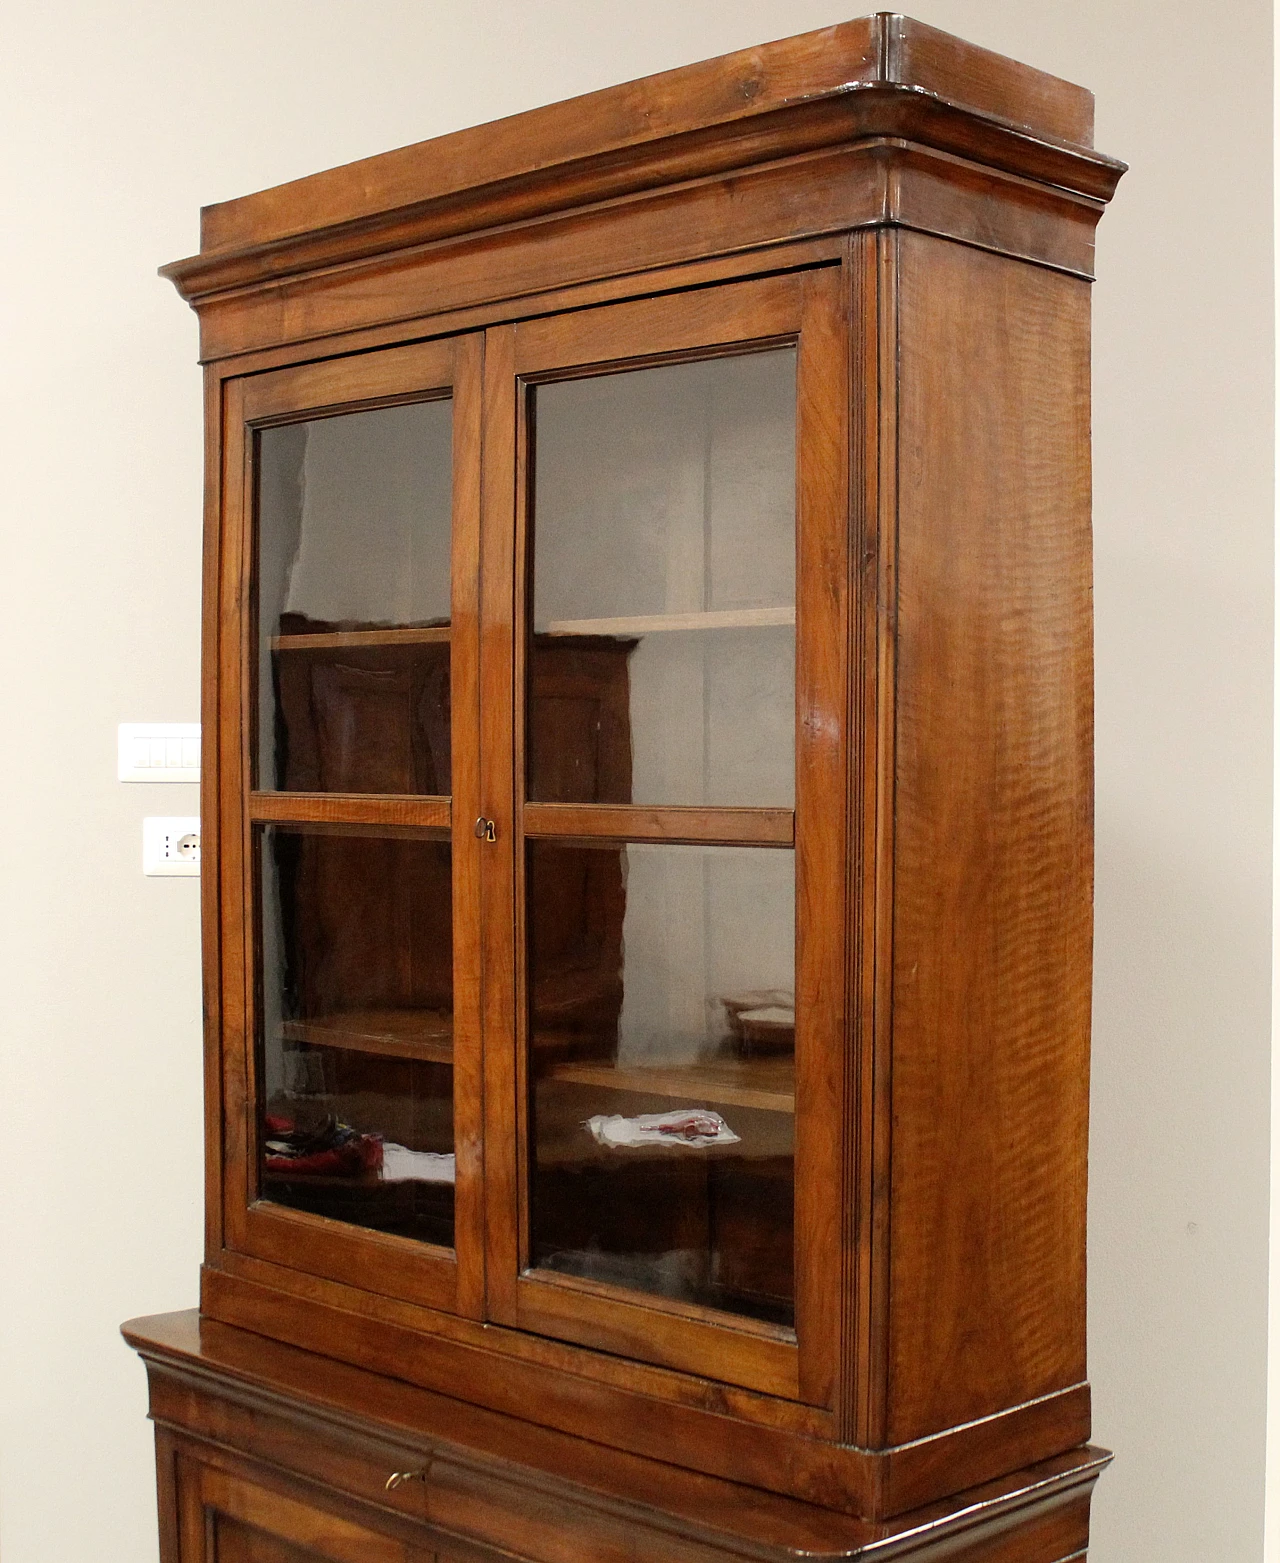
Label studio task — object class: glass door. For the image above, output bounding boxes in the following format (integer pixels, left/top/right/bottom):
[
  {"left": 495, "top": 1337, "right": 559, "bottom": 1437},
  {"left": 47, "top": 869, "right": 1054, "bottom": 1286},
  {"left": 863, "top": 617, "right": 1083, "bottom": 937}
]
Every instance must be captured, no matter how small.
[
  {"left": 221, "top": 336, "right": 484, "bottom": 1317},
  {"left": 481, "top": 272, "right": 848, "bottom": 1403}
]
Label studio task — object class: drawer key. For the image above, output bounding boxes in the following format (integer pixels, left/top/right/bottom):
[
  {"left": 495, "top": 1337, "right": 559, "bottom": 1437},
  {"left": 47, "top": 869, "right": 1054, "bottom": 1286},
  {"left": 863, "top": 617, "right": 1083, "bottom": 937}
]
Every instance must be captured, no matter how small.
[{"left": 385, "top": 1458, "right": 432, "bottom": 1492}]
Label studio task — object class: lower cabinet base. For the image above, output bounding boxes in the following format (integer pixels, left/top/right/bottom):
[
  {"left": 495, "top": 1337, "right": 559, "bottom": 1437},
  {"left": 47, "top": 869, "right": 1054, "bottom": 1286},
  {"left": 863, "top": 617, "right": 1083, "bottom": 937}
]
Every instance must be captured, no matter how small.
[{"left": 129, "top": 1311, "right": 1109, "bottom": 1563}]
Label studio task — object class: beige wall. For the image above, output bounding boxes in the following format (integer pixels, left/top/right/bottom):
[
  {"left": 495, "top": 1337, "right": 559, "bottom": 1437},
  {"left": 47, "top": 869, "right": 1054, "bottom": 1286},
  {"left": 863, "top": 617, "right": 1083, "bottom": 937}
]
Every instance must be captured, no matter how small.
[{"left": 0, "top": 3, "right": 1270, "bottom": 1560}]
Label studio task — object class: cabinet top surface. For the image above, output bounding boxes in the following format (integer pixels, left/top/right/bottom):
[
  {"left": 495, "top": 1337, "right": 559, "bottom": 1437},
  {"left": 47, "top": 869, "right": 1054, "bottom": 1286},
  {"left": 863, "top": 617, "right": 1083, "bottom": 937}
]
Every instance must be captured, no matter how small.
[{"left": 167, "top": 12, "right": 1122, "bottom": 298}]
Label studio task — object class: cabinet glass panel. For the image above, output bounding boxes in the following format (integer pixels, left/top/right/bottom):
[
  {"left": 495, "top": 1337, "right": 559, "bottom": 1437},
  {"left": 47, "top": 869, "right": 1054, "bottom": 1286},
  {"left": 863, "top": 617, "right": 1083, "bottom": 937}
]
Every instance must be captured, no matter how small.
[
  {"left": 529, "top": 351, "right": 796, "bottom": 807},
  {"left": 527, "top": 840, "right": 795, "bottom": 1327},
  {"left": 258, "top": 824, "right": 455, "bottom": 1248},
  {"left": 256, "top": 398, "right": 453, "bottom": 793}
]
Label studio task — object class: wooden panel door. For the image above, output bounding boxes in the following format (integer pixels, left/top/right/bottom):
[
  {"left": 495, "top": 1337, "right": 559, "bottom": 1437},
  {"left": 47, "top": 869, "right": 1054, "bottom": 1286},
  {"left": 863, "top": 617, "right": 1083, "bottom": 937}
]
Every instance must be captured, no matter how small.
[
  {"left": 217, "top": 334, "right": 484, "bottom": 1318},
  {"left": 173, "top": 1455, "right": 437, "bottom": 1563},
  {"left": 479, "top": 268, "right": 850, "bottom": 1404}
]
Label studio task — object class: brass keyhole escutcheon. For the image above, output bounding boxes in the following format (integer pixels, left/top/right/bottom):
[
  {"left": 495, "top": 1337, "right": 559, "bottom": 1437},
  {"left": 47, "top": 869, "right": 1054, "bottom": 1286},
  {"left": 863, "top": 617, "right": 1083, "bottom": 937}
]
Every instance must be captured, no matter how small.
[{"left": 474, "top": 817, "right": 497, "bottom": 842}]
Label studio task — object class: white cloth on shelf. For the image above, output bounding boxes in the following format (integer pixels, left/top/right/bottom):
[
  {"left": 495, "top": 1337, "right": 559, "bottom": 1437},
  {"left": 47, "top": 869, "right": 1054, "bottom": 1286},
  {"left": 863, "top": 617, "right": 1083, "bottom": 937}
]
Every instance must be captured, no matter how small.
[
  {"left": 380, "top": 1144, "right": 456, "bottom": 1184},
  {"left": 584, "top": 1110, "right": 740, "bottom": 1149}
]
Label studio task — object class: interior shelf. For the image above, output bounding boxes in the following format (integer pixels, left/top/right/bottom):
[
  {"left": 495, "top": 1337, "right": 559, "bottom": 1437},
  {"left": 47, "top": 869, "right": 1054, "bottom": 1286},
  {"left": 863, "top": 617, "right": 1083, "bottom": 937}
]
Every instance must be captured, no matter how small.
[
  {"left": 281, "top": 1008, "right": 454, "bottom": 1064},
  {"left": 543, "top": 1055, "right": 795, "bottom": 1114},
  {"left": 272, "top": 625, "right": 451, "bottom": 651},
  {"left": 541, "top": 606, "right": 795, "bottom": 637},
  {"left": 271, "top": 609, "right": 794, "bottom": 647}
]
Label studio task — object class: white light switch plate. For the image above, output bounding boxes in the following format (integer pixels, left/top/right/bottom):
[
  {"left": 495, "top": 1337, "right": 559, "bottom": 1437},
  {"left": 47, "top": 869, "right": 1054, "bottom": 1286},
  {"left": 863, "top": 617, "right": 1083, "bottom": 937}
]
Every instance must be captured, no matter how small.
[
  {"left": 119, "top": 722, "right": 200, "bottom": 782},
  {"left": 144, "top": 817, "right": 201, "bottom": 877}
]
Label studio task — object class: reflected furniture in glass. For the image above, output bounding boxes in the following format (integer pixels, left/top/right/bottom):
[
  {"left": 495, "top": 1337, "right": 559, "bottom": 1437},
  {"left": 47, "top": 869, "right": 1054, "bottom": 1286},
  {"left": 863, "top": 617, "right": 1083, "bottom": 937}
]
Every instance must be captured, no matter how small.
[{"left": 125, "top": 16, "right": 1124, "bottom": 1563}]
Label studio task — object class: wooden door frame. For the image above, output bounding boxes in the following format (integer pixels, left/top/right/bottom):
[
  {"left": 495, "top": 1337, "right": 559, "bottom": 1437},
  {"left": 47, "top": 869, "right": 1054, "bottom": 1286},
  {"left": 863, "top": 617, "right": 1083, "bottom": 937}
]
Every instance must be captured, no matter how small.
[
  {"left": 478, "top": 267, "right": 851, "bottom": 1405},
  {"left": 217, "top": 334, "right": 486, "bottom": 1319}
]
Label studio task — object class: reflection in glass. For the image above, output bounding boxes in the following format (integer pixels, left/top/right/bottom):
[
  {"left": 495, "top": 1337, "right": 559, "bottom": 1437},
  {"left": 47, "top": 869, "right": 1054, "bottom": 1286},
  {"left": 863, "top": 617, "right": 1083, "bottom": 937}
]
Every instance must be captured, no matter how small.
[
  {"left": 528, "top": 840, "right": 795, "bottom": 1326},
  {"left": 530, "top": 349, "right": 796, "bottom": 807},
  {"left": 258, "top": 825, "right": 454, "bottom": 1248},
  {"left": 257, "top": 398, "right": 453, "bottom": 793}
]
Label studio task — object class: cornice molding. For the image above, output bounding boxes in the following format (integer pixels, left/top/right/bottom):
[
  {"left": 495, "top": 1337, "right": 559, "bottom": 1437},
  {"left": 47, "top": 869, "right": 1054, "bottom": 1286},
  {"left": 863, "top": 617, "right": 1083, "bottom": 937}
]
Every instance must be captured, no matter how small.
[{"left": 162, "top": 15, "right": 1124, "bottom": 307}]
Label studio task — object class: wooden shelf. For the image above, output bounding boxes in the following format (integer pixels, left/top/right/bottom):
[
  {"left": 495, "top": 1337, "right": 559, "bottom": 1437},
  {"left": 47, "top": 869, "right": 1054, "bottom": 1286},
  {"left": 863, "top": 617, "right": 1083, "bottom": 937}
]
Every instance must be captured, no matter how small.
[
  {"left": 543, "top": 1055, "right": 794, "bottom": 1114},
  {"left": 271, "top": 611, "right": 791, "bottom": 648},
  {"left": 272, "top": 625, "right": 451, "bottom": 651},
  {"left": 281, "top": 1008, "right": 453, "bottom": 1064},
  {"left": 541, "top": 607, "right": 794, "bottom": 637}
]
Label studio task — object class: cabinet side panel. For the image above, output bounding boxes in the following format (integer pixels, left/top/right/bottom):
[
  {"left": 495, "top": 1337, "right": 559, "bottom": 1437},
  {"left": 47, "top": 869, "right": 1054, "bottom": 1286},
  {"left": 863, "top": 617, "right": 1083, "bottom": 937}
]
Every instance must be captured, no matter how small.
[{"left": 886, "top": 233, "right": 1092, "bottom": 1444}]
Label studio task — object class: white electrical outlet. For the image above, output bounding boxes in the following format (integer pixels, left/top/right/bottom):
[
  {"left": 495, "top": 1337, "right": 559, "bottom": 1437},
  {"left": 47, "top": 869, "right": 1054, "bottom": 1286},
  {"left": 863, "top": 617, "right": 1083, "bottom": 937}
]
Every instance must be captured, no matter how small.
[
  {"left": 119, "top": 722, "right": 200, "bottom": 782},
  {"left": 144, "top": 817, "right": 201, "bottom": 877}
]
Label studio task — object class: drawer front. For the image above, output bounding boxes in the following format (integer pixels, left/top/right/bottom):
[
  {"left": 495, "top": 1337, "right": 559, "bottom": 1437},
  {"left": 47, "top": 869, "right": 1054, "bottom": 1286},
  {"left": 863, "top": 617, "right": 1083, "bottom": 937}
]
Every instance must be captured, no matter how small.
[
  {"left": 150, "top": 1366, "right": 1096, "bottom": 1563},
  {"left": 213, "top": 1515, "right": 423, "bottom": 1563},
  {"left": 160, "top": 1423, "right": 724, "bottom": 1563},
  {"left": 177, "top": 1456, "right": 435, "bottom": 1563},
  {"left": 152, "top": 1372, "right": 435, "bottom": 1529},
  {"left": 151, "top": 1370, "right": 736, "bottom": 1563}
]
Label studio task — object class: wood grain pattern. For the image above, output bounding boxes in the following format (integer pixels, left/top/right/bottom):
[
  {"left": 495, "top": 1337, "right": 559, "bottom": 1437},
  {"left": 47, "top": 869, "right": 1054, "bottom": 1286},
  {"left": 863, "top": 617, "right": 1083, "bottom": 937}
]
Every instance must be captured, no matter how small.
[
  {"left": 510, "top": 267, "right": 810, "bottom": 373},
  {"left": 543, "top": 1056, "right": 795, "bottom": 1114},
  {"left": 248, "top": 794, "right": 451, "bottom": 831},
  {"left": 181, "top": 1460, "right": 425, "bottom": 1563},
  {"left": 273, "top": 626, "right": 451, "bottom": 650},
  {"left": 173, "top": 13, "right": 1117, "bottom": 296},
  {"left": 512, "top": 1273, "right": 800, "bottom": 1400},
  {"left": 205, "top": 1247, "right": 831, "bottom": 1437},
  {"left": 885, "top": 232, "right": 1093, "bottom": 1444},
  {"left": 199, "top": 238, "right": 1103, "bottom": 1510},
  {"left": 201, "top": 1266, "right": 853, "bottom": 1507},
  {"left": 477, "top": 323, "right": 521, "bottom": 1324},
  {"left": 791, "top": 263, "right": 850, "bottom": 1411},
  {"left": 883, "top": 15, "right": 1093, "bottom": 144},
  {"left": 496, "top": 267, "right": 844, "bottom": 1404},
  {"left": 196, "top": 236, "right": 841, "bottom": 380},
  {"left": 281, "top": 1010, "right": 453, "bottom": 1065},
  {"left": 522, "top": 803, "right": 793, "bottom": 846},
  {"left": 152, "top": 16, "right": 1122, "bottom": 1542},
  {"left": 446, "top": 328, "right": 487, "bottom": 1322},
  {"left": 881, "top": 140, "right": 1104, "bottom": 276},
  {"left": 191, "top": 141, "right": 1106, "bottom": 363},
  {"left": 155, "top": 1427, "right": 181, "bottom": 1563},
  {"left": 217, "top": 334, "right": 483, "bottom": 1320},
  {"left": 128, "top": 1310, "right": 1109, "bottom": 1562},
  {"left": 237, "top": 342, "right": 456, "bottom": 424},
  {"left": 858, "top": 224, "right": 902, "bottom": 1457},
  {"left": 197, "top": 18, "right": 885, "bottom": 251},
  {"left": 840, "top": 226, "right": 886, "bottom": 1452}
]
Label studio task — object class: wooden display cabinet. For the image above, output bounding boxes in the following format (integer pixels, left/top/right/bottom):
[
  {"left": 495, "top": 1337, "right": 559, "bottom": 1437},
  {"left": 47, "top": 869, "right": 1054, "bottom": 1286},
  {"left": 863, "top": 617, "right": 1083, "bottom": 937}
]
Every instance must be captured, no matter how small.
[{"left": 126, "top": 14, "right": 1124, "bottom": 1560}]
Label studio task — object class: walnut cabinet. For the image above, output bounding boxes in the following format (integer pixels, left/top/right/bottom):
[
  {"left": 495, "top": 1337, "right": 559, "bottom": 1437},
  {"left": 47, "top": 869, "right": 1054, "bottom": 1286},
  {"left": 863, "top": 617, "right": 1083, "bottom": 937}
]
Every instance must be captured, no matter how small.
[{"left": 126, "top": 14, "right": 1124, "bottom": 1561}]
